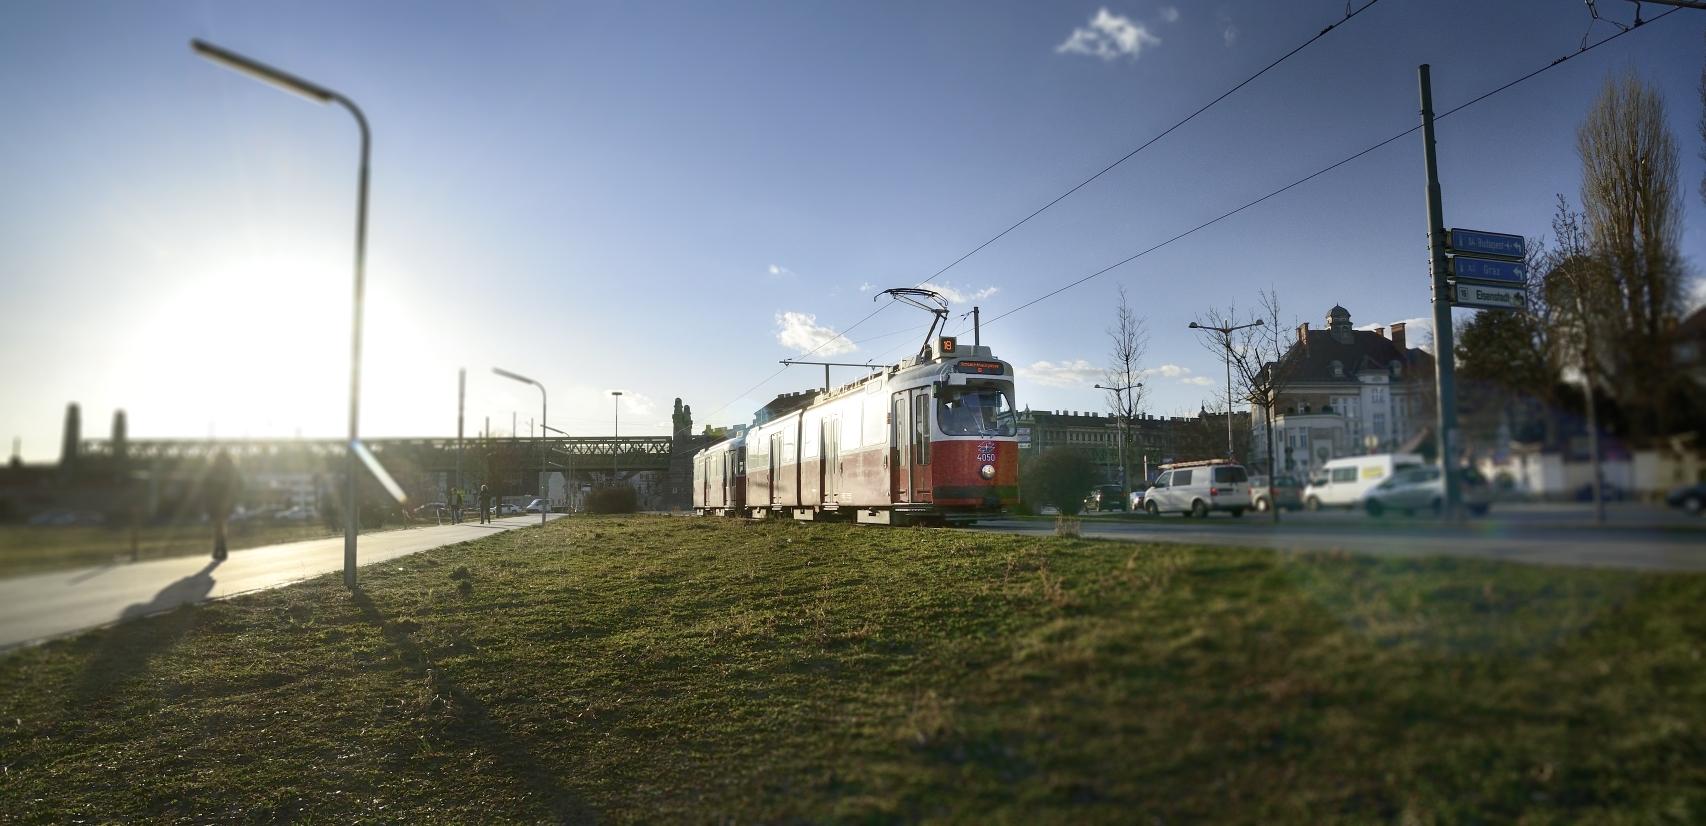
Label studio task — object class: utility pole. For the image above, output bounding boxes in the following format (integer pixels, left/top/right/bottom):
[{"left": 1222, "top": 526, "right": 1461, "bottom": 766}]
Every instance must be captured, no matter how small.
[
  {"left": 611, "top": 391, "right": 623, "bottom": 480},
  {"left": 1095, "top": 381, "right": 1143, "bottom": 506},
  {"left": 972, "top": 306, "right": 980, "bottom": 347},
  {"left": 1189, "top": 319, "right": 1262, "bottom": 460},
  {"left": 456, "top": 368, "right": 464, "bottom": 505},
  {"left": 1419, "top": 64, "right": 1463, "bottom": 522}
]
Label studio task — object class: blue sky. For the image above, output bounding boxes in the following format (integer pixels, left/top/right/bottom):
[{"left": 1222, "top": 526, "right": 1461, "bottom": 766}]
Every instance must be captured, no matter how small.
[{"left": 2, "top": 1, "right": 1703, "bottom": 459}]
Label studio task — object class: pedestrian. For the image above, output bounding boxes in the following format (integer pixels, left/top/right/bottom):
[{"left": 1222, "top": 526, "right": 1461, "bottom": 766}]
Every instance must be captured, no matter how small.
[
  {"left": 479, "top": 484, "right": 492, "bottom": 524},
  {"left": 205, "top": 449, "right": 242, "bottom": 561},
  {"left": 450, "top": 486, "right": 464, "bottom": 524}
]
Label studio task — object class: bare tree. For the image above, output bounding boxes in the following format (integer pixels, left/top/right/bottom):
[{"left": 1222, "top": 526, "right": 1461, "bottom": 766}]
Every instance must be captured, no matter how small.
[
  {"left": 1544, "top": 198, "right": 1612, "bottom": 523},
  {"left": 1578, "top": 69, "right": 1687, "bottom": 439},
  {"left": 1195, "top": 290, "right": 1297, "bottom": 523},
  {"left": 1102, "top": 284, "right": 1150, "bottom": 497}
]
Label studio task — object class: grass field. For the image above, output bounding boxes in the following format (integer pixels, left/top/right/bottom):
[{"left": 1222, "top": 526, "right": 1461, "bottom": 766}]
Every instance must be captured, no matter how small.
[
  {"left": 0, "top": 517, "right": 428, "bottom": 578},
  {"left": 1, "top": 515, "right": 1702, "bottom": 823}
]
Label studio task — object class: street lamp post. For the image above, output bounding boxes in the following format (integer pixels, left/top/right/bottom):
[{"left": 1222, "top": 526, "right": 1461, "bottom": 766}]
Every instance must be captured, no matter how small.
[
  {"left": 1190, "top": 319, "right": 1264, "bottom": 460},
  {"left": 611, "top": 392, "right": 623, "bottom": 480},
  {"left": 193, "top": 39, "right": 372, "bottom": 589},
  {"left": 1093, "top": 381, "right": 1143, "bottom": 505},
  {"left": 494, "top": 368, "right": 548, "bottom": 526}
]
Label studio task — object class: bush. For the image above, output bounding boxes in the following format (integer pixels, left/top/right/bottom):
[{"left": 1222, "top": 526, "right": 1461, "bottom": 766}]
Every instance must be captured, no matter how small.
[
  {"left": 586, "top": 484, "right": 637, "bottom": 514},
  {"left": 1022, "top": 448, "right": 1100, "bottom": 517}
]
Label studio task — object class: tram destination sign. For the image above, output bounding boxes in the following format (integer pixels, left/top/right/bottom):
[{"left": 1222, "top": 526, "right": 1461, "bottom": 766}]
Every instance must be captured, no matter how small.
[
  {"left": 956, "top": 360, "right": 1005, "bottom": 375},
  {"left": 1447, "top": 255, "right": 1525, "bottom": 285},
  {"left": 1447, "top": 228, "right": 1525, "bottom": 259},
  {"left": 1452, "top": 282, "right": 1526, "bottom": 311}
]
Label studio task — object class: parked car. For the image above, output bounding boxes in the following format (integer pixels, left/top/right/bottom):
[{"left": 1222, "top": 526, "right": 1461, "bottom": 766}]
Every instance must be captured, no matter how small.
[
  {"left": 1039, "top": 505, "right": 1062, "bottom": 516},
  {"left": 1128, "top": 486, "right": 1149, "bottom": 512},
  {"left": 413, "top": 502, "right": 447, "bottom": 518},
  {"left": 498, "top": 503, "right": 524, "bottom": 516},
  {"left": 1249, "top": 475, "right": 1305, "bottom": 512},
  {"left": 1664, "top": 482, "right": 1706, "bottom": 516},
  {"left": 1304, "top": 453, "right": 1426, "bottom": 510},
  {"left": 1083, "top": 485, "right": 1126, "bottom": 512},
  {"left": 1142, "top": 461, "right": 1251, "bottom": 518},
  {"left": 1364, "top": 466, "right": 1492, "bottom": 517},
  {"left": 524, "top": 498, "right": 551, "bottom": 513},
  {"left": 26, "top": 508, "right": 104, "bottom": 526},
  {"left": 274, "top": 506, "right": 318, "bottom": 521}
]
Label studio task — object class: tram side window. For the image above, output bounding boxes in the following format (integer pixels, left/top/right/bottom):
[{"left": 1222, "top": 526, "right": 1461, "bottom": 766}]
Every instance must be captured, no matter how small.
[
  {"left": 913, "top": 393, "right": 930, "bottom": 465},
  {"left": 842, "top": 401, "right": 864, "bottom": 451},
  {"left": 865, "top": 397, "right": 886, "bottom": 447},
  {"left": 937, "top": 385, "right": 1017, "bottom": 436}
]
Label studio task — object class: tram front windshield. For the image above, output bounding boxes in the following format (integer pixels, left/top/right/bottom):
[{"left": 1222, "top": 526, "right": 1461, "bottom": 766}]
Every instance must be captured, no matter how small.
[{"left": 937, "top": 384, "right": 1016, "bottom": 437}]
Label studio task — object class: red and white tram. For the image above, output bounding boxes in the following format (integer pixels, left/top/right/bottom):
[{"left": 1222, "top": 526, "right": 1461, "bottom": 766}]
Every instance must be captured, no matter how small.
[{"left": 693, "top": 332, "right": 1019, "bottom": 526}]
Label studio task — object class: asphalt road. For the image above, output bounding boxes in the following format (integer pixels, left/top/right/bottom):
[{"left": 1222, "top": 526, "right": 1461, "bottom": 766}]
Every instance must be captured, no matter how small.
[
  {"left": 967, "top": 503, "right": 1706, "bottom": 573},
  {"left": 0, "top": 514, "right": 562, "bottom": 652}
]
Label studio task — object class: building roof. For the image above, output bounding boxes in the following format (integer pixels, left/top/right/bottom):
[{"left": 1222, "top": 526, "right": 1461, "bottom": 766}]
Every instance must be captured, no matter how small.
[{"left": 1261, "top": 312, "right": 1436, "bottom": 387}]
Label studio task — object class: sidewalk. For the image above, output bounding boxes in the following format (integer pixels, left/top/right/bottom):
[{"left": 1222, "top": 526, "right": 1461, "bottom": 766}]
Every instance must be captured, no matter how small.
[{"left": 0, "top": 514, "right": 561, "bottom": 652}]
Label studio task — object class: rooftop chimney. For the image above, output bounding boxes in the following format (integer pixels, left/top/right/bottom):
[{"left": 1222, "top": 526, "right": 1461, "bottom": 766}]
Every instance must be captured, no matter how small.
[
  {"left": 1374, "top": 326, "right": 1385, "bottom": 338},
  {"left": 60, "top": 403, "right": 80, "bottom": 467},
  {"left": 1296, "top": 323, "right": 1310, "bottom": 348},
  {"left": 1391, "top": 322, "right": 1407, "bottom": 353}
]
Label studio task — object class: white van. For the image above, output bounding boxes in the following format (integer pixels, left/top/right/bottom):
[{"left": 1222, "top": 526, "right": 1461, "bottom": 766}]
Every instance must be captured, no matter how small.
[
  {"left": 1304, "top": 453, "right": 1425, "bottom": 510},
  {"left": 1143, "top": 461, "right": 1252, "bottom": 518}
]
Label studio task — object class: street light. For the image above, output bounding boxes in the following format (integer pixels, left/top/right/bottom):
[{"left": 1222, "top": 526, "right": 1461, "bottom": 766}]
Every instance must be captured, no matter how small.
[
  {"left": 1093, "top": 381, "right": 1143, "bottom": 503},
  {"left": 610, "top": 391, "right": 623, "bottom": 480},
  {"left": 193, "top": 39, "right": 373, "bottom": 589},
  {"left": 493, "top": 367, "right": 548, "bottom": 526},
  {"left": 1189, "top": 319, "right": 1264, "bottom": 459}
]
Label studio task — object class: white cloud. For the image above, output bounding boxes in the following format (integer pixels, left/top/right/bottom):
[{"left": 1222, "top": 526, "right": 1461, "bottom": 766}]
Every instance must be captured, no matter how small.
[
  {"left": 775, "top": 311, "right": 857, "bottom": 356},
  {"left": 928, "top": 281, "right": 999, "bottom": 303},
  {"left": 1146, "top": 364, "right": 1192, "bottom": 379},
  {"left": 1687, "top": 277, "right": 1706, "bottom": 314},
  {"left": 1355, "top": 317, "right": 1434, "bottom": 354},
  {"left": 858, "top": 282, "right": 879, "bottom": 293},
  {"left": 1017, "top": 360, "right": 1102, "bottom": 388},
  {"left": 768, "top": 264, "right": 796, "bottom": 279},
  {"left": 1159, "top": 6, "right": 1179, "bottom": 23},
  {"left": 1217, "top": 11, "right": 1238, "bottom": 45},
  {"left": 1056, "top": 9, "right": 1161, "bottom": 61},
  {"left": 1180, "top": 376, "right": 1215, "bottom": 387}
]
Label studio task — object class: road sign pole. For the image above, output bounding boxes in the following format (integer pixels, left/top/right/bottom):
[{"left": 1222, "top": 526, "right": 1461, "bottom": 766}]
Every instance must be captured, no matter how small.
[{"left": 1419, "top": 64, "right": 1463, "bottom": 522}]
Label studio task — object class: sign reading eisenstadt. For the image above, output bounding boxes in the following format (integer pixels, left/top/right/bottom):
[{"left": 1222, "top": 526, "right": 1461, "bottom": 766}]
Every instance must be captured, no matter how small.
[{"left": 1452, "top": 282, "right": 1526, "bottom": 310}]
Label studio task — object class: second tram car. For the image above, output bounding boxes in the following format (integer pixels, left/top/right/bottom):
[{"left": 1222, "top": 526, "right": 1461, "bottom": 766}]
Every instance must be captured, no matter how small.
[{"left": 693, "top": 335, "right": 1019, "bottom": 525}]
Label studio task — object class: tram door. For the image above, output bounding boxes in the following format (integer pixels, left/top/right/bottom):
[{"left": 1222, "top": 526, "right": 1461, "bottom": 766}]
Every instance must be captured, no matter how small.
[
  {"left": 822, "top": 415, "right": 840, "bottom": 504},
  {"left": 890, "top": 390, "right": 931, "bottom": 502},
  {"left": 769, "top": 433, "right": 783, "bottom": 506}
]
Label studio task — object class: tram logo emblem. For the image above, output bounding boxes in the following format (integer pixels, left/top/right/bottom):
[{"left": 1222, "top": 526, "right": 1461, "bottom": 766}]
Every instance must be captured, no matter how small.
[{"left": 976, "top": 441, "right": 997, "bottom": 462}]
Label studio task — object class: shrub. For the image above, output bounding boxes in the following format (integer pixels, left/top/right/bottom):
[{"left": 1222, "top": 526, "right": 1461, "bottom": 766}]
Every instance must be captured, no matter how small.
[
  {"left": 1022, "top": 448, "right": 1099, "bottom": 516},
  {"left": 587, "top": 484, "right": 637, "bottom": 514}
]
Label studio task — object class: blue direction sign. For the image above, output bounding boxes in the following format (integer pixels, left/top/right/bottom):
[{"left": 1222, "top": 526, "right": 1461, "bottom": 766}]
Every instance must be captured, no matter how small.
[
  {"left": 1447, "top": 228, "right": 1525, "bottom": 259},
  {"left": 1448, "top": 255, "right": 1525, "bottom": 284},
  {"left": 1452, "top": 282, "right": 1526, "bottom": 310}
]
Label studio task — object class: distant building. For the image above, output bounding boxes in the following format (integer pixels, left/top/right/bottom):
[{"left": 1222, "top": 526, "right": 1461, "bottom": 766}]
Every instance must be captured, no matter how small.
[
  {"left": 1253, "top": 305, "right": 1437, "bottom": 477},
  {"left": 1017, "top": 407, "right": 1249, "bottom": 485}
]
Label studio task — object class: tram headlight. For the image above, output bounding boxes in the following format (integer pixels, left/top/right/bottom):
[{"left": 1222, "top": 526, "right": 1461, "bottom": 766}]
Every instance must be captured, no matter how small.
[{"left": 979, "top": 463, "right": 996, "bottom": 480}]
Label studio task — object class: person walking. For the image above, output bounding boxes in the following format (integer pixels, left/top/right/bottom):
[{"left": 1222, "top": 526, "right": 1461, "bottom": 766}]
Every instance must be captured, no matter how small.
[
  {"left": 450, "top": 486, "right": 464, "bottom": 524},
  {"left": 479, "top": 484, "right": 492, "bottom": 524},
  {"left": 205, "top": 449, "right": 242, "bottom": 561}
]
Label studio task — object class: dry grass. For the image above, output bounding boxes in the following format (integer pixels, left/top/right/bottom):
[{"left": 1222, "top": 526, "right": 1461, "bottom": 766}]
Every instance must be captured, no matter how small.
[{"left": 0, "top": 515, "right": 1702, "bottom": 823}]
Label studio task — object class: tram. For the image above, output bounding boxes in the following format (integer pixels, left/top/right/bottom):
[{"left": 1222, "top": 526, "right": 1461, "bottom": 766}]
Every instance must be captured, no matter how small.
[{"left": 692, "top": 289, "right": 1019, "bottom": 526}]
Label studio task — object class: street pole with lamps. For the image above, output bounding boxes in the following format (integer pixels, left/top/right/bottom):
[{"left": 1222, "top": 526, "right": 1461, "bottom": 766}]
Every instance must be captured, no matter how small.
[
  {"left": 1189, "top": 319, "right": 1263, "bottom": 460},
  {"left": 192, "top": 39, "right": 372, "bottom": 589},
  {"left": 611, "top": 392, "right": 623, "bottom": 480},
  {"left": 493, "top": 367, "right": 548, "bottom": 526},
  {"left": 1093, "top": 381, "right": 1143, "bottom": 506}
]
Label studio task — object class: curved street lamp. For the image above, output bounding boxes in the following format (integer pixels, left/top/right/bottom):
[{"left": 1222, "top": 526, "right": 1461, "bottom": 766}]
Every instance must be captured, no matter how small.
[
  {"left": 193, "top": 39, "right": 373, "bottom": 589},
  {"left": 1093, "top": 381, "right": 1143, "bottom": 501},
  {"left": 494, "top": 368, "right": 548, "bottom": 525},
  {"left": 1189, "top": 318, "right": 1264, "bottom": 459}
]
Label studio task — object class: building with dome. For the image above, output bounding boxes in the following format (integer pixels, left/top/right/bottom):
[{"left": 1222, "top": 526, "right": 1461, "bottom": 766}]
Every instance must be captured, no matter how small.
[{"left": 1251, "top": 305, "right": 1437, "bottom": 477}]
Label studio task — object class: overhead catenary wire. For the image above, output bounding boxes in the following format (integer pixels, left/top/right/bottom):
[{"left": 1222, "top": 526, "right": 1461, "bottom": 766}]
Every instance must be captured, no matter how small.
[
  {"left": 980, "top": 5, "right": 1680, "bottom": 328},
  {"left": 916, "top": 0, "right": 1389, "bottom": 288}
]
